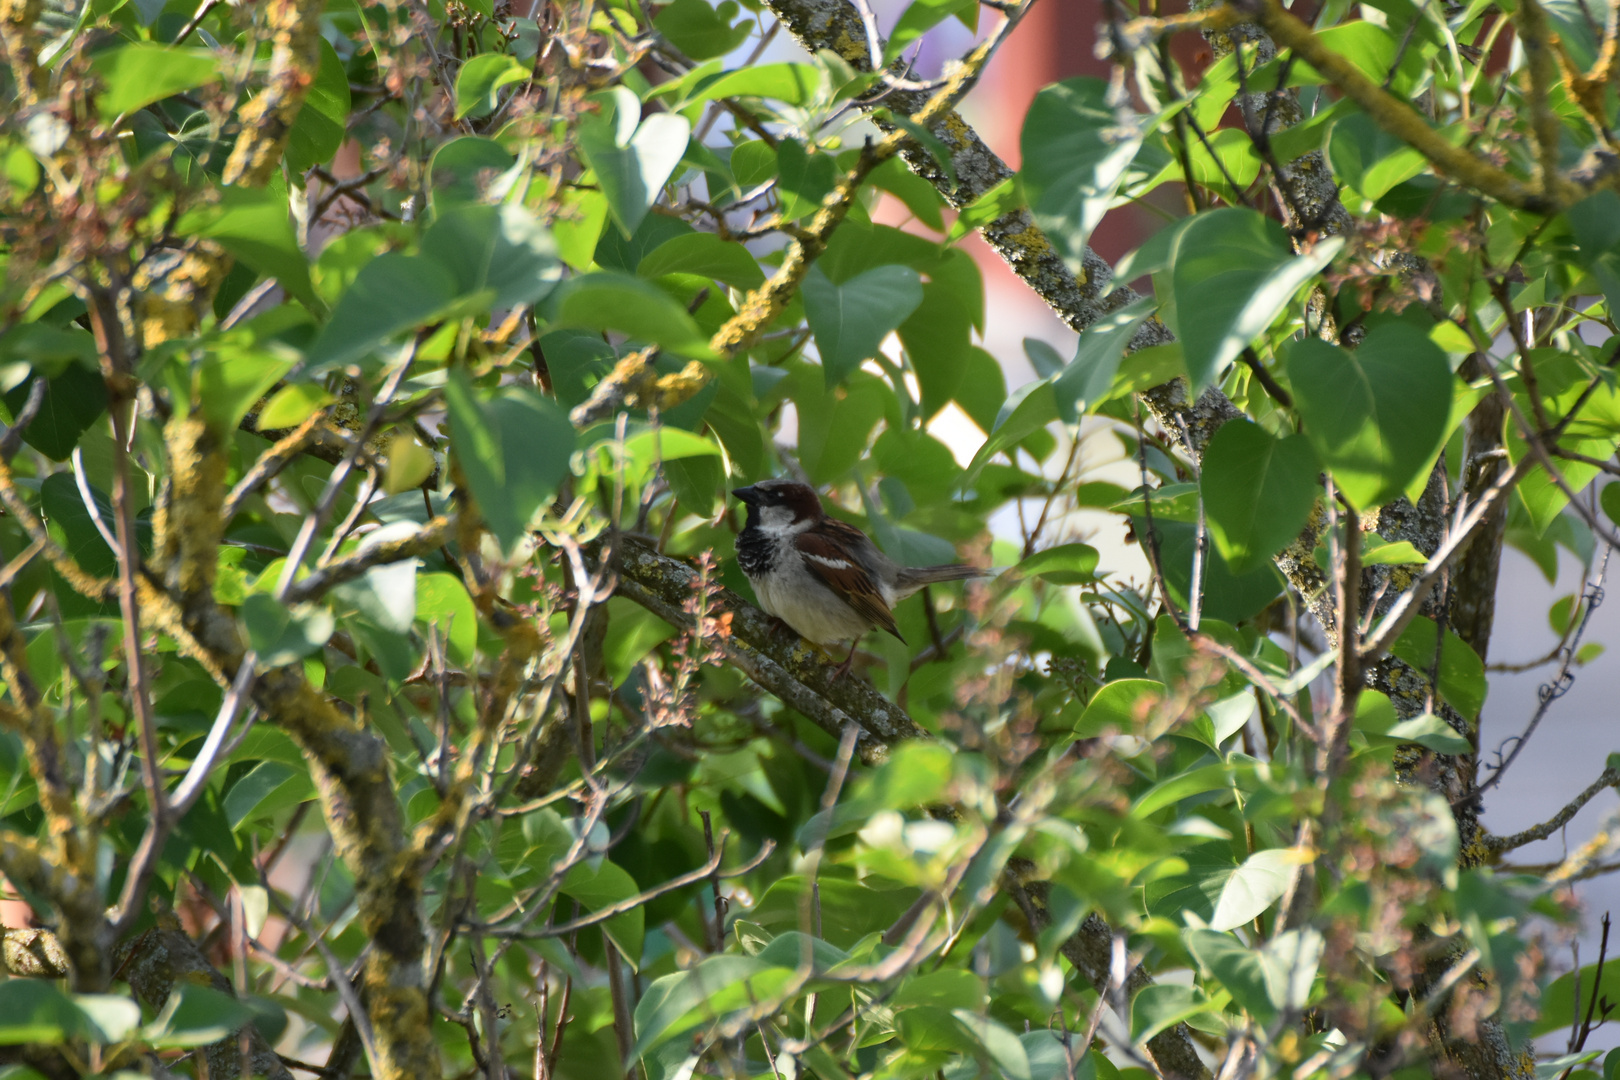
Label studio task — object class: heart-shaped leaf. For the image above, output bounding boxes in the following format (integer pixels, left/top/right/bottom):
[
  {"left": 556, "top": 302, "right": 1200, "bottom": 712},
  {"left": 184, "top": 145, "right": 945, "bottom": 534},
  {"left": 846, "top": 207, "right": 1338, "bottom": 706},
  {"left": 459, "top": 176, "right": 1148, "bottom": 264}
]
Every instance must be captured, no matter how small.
[
  {"left": 1286, "top": 320, "right": 1452, "bottom": 509},
  {"left": 1200, "top": 420, "right": 1322, "bottom": 573},
  {"left": 801, "top": 263, "right": 923, "bottom": 387}
]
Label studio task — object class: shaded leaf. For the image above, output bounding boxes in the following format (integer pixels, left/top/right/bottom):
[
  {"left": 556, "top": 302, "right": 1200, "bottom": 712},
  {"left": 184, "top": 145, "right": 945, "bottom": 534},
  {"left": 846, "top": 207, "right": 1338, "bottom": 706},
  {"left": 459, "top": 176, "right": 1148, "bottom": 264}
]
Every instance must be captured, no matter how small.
[
  {"left": 1171, "top": 209, "right": 1343, "bottom": 393},
  {"left": 444, "top": 369, "right": 576, "bottom": 551},
  {"left": 1021, "top": 78, "right": 1142, "bottom": 276},
  {"left": 1287, "top": 322, "right": 1452, "bottom": 509},
  {"left": 241, "top": 594, "right": 335, "bottom": 669},
  {"left": 802, "top": 263, "right": 923, "bottom": 387},
  {"left": 1201, "top": 421, "right": 1321, "bottom": 573}
]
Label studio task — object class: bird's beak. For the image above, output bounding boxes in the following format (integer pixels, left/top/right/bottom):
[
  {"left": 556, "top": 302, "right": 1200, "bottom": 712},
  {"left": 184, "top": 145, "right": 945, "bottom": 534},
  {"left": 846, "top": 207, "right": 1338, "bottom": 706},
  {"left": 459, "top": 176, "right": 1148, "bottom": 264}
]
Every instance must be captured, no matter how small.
[{"left": 731, "top": 486, "right": 759, "bottom": 504}]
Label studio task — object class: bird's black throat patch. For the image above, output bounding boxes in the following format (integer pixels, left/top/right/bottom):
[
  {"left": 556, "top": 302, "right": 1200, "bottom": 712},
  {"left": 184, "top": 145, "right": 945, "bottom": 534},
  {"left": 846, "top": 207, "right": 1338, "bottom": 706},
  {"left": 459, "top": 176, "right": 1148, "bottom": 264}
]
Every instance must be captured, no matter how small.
[{"left": 735, "top": 522, "right": 775, "bottom": 577}]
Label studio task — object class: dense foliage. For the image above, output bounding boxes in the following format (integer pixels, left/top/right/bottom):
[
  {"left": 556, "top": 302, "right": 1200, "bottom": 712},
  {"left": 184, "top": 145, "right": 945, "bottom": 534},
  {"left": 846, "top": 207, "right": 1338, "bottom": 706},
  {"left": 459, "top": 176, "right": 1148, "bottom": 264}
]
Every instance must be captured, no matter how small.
[{"left": 5, "top": 0, "right": 1620, "bottom": 1077}]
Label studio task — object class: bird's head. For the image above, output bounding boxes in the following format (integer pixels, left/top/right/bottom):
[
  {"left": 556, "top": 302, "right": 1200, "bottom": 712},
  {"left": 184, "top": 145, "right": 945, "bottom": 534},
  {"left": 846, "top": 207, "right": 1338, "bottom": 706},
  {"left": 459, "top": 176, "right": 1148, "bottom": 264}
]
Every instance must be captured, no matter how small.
[{"left": 731, "top": 478, "right": 823, "bottom": 532}]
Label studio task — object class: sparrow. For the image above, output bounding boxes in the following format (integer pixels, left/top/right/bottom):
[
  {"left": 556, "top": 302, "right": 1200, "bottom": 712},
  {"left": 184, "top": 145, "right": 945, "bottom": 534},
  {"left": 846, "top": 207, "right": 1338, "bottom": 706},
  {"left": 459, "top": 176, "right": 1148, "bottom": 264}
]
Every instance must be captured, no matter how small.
[{"left": 731, "top": 479, "right": 984, "bottom": 678}]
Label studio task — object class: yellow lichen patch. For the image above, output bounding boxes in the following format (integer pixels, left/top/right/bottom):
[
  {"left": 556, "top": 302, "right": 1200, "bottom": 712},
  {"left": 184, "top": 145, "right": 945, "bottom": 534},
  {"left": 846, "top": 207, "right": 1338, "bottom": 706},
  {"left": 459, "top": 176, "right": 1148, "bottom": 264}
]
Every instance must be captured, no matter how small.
[
  {"left": 154, "top": 413, "right": 230, "bottom": 606},
  {"left": 222, "top": 0, "right": 325, "bottom": 188},
  {"left": 1459, "top": 828, "right": 1494, "bottom": 869},
  {"left": 939, "top": 112, "right": 975, "bottom": 152}
]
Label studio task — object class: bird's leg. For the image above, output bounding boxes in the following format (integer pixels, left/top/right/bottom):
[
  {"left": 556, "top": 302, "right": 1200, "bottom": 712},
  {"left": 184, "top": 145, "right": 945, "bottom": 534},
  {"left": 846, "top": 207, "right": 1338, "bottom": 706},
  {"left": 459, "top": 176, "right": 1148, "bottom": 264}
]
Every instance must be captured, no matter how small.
[{"left": 830, "top": 640, "right": 860, "bottom": 682}]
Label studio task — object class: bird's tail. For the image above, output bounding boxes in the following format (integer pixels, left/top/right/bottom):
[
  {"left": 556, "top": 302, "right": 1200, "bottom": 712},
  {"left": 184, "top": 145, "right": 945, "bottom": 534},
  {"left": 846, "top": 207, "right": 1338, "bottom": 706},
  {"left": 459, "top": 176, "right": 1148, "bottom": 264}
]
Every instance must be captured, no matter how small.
[{"left": 894, "top": 563, "right": 989, "bottom": 599}]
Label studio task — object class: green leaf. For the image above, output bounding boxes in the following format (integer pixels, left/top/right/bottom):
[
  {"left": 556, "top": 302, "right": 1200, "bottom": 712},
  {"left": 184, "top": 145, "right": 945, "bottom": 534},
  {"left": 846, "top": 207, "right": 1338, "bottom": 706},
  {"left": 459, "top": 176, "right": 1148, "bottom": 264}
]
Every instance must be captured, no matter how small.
[
  {"left": 417, "top": 572, "right": 478, "bottom": 664},
  {"left": 144, "top": 984, "right": 255, "bottom": 1049},
  {"left": 1602, "top": 481, "right": 1620, "bottom": 528},
  {"left": 1014, "top": 543, "right": 1099, "bottom": 585},
  {"left": 620, "top": 426, "right": 722, "bottom": 476},
  {"left": 1131, "top": 762, "right": 1227, "bottom": 818},
  {"left": 801, "top": 263, "right": 924, "bottom": 387},
  {"left": 332, "top": 522, "right": 420, "bottom": 634},
  {"left": 1170, "top": 208, "right": 1343, "bottom": 393},
  {"left": 892, "top": 970, "right": 985, "bottom": 1012},
  {"left": 1537, "top": 958, "right": 1620, "bottom": 1036},
  {"left": 653, "top": 0, "right": 753, "bottom": 60},
  {"left": 1021, "top": 78, "right": 1144, "bottom": 277},
  {"left": 1076, "top": 678, "right": 1166, "bottom": 737},
  {"left": 1261, "top": 927, "right": 1324, "bottom": 1012},
  {"left": 889, "top": 0, "right": 977, "bottom": 59},
  {"left": 0, "top": 979, "right": 89, "bottom": 1043},
  {"left": 420, "top": 202, "right": 562, "bottom": 310},
  {"left": 947, "top": 176, "right": 1022, "bottom": 242},
  {"left": 637, "top": 231, "right": 765, "bottom": 289},
  {"left": 241, "top": 593, "right": 335, "bottom": 669},
  {"left": 1052, "top": 296, "right": 1156, "bottom": 421},
  {"left": 444, "top": 368, "right": 576, "bottom": 551},
  {"left": 578, "top": 110, "right": 691, "bottom": 237},
  {"left": 554, "top": 272, "right": 713, "bottom": 356},
  {"left": 793, "top": 371, "right": 888, "bottom": 483},
  {"left": 962, "top": 379, "right": 1057, "bottom": 483},
  {"left": 1328, "top": 111, "right": 1426, "bottom": 202},
  {"left": 40, "top": 472, "right": 116, "bottom": 577},
  {"left": 1200, "top": 421, "right": 1321, "bottom": 573},
  {"left": 1372, "top": 713, "right": 1473, "bottom": 755},
  {"left": 285, "top": 38, "right": 351, "bottom": 172},
  {"left": 860, "top": 742, "right": 954, "bottom": 809},
  {"left": 1359, "top": 536, "right": 1428, "bottom": 565},
  {"left": 454, "top": 53, "right": 527, "bottom": 119},
  {"left": 695, "top": 63, "right": 823, "bottom": 106},
  {"left": 951, "top": 1011, "right": 1031, "bottom": 1080},
  {"left": 1287, "top": 321, "right": 1453, "bottom": 509},
  {"left": 900, "top": 280, "right": 973, "bottom": 416},
  {"left": 92, "top": 43, "right": 218, "bottom": 117},
  {"left": 1186, "top": 927, "right": 1323, "bottom": 1021},
  {"left": 1389, "top": 618, "right": 1487, "bottom": 720},
  {"left": 872, "top": 109, "right": 957, "bottom": 188},
  {"left": 429, "top": 137, "right": 518, "bottom": 209},
  {"left": 633, "top": 956, "right": 795, "bottom": 1056},
  {"left": 305, "top": 253, "right": 458, "bottom": 374},
  {"left": 224, "top": 760, "right": 313, "bottom": 827},
  {"left": 182, "top": 185, "right": 320, "bottom": 312},
  {"left": 869, "top": 156, "right": 946, "bottom": 231},
  {"left": 2, "top": 363, "right": 108, "bottom": 462},
  {"left": 1130, "top": 984, "right": 1215, "bottom": 1045},
  {"left": 257, "top": 384, "right": 334, "bottom": 430},
  {"left": 560, "top": 859, "right": 646, "bottom": 965},
  {"left": 1209, "top": 848, "right": 1307, "bottom": 931},
  {"left": 775, "top": 139, "right": 838, "bottom": 220},
  {"left": 72, "top": 994, "right": 142, "bottom": 1043},
  {"left": 199, "top": 351, "right": 295, "bottom": 438},
  {"left": 1186, "top": 929, "right": 1276, "bottom": 1022},
  {"left": 1130, "top": 515, "right": 1285, "bottom": 623}
]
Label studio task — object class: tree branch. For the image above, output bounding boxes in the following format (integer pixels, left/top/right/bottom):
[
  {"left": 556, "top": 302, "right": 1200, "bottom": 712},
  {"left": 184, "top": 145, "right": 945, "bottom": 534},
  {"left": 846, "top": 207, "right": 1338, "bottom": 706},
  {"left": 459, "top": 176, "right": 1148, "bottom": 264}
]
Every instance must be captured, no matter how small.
[{"left": 1485, "top": 766, "right": 1620, "bottom": 854}]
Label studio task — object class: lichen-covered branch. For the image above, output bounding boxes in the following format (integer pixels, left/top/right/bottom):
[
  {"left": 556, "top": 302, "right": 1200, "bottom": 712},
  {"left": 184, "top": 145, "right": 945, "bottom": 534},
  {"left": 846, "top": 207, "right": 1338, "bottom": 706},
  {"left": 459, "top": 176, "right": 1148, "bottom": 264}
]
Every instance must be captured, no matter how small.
[{"left": 1485, "top": 766, "right": 1620, "bottom": 854}]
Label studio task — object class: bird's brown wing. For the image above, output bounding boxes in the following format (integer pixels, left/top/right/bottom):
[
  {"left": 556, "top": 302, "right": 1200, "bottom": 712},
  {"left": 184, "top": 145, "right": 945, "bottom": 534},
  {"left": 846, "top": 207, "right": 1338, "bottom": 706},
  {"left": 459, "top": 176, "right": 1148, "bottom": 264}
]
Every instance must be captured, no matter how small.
[{"left": 794, "top": 524, "right": 903, "bottom": 640}]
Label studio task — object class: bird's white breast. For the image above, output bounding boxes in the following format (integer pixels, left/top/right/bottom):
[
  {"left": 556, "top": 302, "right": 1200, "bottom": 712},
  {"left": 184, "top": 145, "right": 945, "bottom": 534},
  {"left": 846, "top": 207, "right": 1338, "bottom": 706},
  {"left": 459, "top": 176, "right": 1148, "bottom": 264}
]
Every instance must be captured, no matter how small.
[{"left": 751, "top": 555, "right": 872, "bottom": 645}]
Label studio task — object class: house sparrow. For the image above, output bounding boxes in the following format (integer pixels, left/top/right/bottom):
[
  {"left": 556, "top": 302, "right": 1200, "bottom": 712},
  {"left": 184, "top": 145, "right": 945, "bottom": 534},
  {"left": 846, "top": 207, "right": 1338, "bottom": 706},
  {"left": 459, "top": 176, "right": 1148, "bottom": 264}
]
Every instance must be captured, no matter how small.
[{"left": 732, "top": 479, "right": 984, "bottom": 678}]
